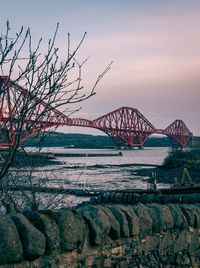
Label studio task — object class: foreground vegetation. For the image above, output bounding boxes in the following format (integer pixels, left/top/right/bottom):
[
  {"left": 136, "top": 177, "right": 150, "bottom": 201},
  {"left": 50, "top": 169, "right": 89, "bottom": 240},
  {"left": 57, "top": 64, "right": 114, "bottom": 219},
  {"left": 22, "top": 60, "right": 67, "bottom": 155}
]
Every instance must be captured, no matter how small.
[
  {"left": 135, "top": 149, "right": 200, "bottom": 185},
  {"left": 163, "top": 148, "right": 200, "bottom": 168}
]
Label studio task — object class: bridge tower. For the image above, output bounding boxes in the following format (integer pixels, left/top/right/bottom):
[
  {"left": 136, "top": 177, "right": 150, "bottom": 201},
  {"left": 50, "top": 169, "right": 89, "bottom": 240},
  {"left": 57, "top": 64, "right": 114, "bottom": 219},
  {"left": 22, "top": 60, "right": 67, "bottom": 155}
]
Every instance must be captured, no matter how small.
[
  {"left": 163, "top": 120, "right": 193, "bottom": 147},
  {"left": 92, "top": 107, "right": 156, "bottom": 147}
]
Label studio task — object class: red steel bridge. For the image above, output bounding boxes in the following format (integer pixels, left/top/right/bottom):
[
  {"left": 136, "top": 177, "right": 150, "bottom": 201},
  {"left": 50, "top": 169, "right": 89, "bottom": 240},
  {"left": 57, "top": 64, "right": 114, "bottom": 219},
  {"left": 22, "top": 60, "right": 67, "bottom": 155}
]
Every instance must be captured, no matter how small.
[{"left": 0, "top": 76, "right": 192, "bottom": 148}]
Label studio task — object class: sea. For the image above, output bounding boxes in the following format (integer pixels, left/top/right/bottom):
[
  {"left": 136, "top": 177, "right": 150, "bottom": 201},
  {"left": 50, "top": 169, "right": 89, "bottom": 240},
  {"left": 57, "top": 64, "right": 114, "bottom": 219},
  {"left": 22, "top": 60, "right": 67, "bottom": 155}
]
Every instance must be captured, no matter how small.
[{"left": 8, "top": 147, "right": 171, "bottom": 209}]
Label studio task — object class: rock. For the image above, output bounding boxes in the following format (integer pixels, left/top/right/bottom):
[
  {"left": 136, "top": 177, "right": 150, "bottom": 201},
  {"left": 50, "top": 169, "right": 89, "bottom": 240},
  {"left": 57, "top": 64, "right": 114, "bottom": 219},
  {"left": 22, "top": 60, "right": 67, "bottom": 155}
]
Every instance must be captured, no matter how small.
[
  {"left": 118, "top": 205, "right": 139, "bottom": 236},
  {"left": 139, "top": 194, "right": 147, "bottom": 203},
  {"left": 23, "top": 210, "right": 60, "bottom": 254},
  {"left": 133, "top": 204, "right": 153, "bottom": 238},
  {"left": 192, "top": 205, "right": 200, "bottom": 228},
  {"left": 146, "top": 253, "right": 160, "bottom": 267},
  {"left": 89, "top": 196, "right": 97, "bottom": 205},
  {"left": 101, "top": 206, "right": 121, "bottom": 239},
  {"left": 161, "top": 194, "right": 182, "bottom": 204},
  {"left": 173, "top": 230, "right": 189, "bottom": 253},
  {"left": 160, "top": 255, "right": 169, "bottom": 264},
  {"left": 42, "top": 208, "right": 84, "bottom": 251},
  {"left": 146, "top": 204, "right": 174, "bottom": 233},
  {"left": 180, "top": 205, "right": 200, "bottom": 228},
  {"left": 111, "top": 245, "right": 124, "bottom": 255},
  {"left": 159, "top": 231, "right": 174, "bottom": 255},
  {"left": 104, "top": 258, "right": 112, "bottom": 267},
  {"left": 107, "top": 205, "right": 130, "bottom": 238},
  {"left": 0, "top": 216, "right": 23, "bottom": 264},
  {"left": 116, "top": 260, "right": 128, "bottom": 268},
  {"left": 122, "top": 193, "right": 129, "bottom": 204},
  {"left": 113, "top": 193, "right": 123, "bottom": 203},
  {"left": 95, "top": 194, "right": 103, "bottom": 204},
  {"left": 166, "top": 204, "right": 188, "bottom": 229},
  {"left": 132, "top": 193, "right": 140, "bottom": 203},
  {"left": 86, "top": 256, "right": 106, "bottom": 267},
  {"left": 109, "top": 192, "right": 116, "bottom": 203},
  {"left": 145, "top": 204, "right": 160, "bottom": 233},
  {"left": 182, "top": 194, "right": 200, "bottom": 203},
  {"left": 10, "top": 213, "right": 46, "bottom": 260},
  {"left": 138, "top": 236, "right": 160, "bottom": 253},
  {"left": 176, "top": 253, "right": 191, "bottom": 266},
  {"left": 145, "top": 194, "right": 155, "bottom": 203},
  {"left": 153, "top": 195, "right": 162, "bottom": 204},
  {"left": 127, "top": 193, "right": 133, "bottom": 203},
  {"left": 101, "top": 192, "right": 110, "bottom": 203},
  {"left": 85, "top": 256, "right": 96, "bottom": 267},
  {"left": 79, "top": 205, "right": 110, "bottom": 245},
  {"left": 188, "top": 230, "right": 199, "bottom": 253},
  {"left": 161, "top": 205, "right": 174, "bottom": 229},
  {"left": 180, "top": 204, "right": 198, "bottom": 227}
]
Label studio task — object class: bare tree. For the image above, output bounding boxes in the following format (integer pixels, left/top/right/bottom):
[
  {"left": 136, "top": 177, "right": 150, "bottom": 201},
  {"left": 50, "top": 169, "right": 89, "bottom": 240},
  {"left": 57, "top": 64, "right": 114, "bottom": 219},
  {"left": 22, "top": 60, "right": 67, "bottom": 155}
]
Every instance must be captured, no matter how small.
[
  {"left": 1, "top": 160, "right": 81, "bottom": 211},
  {"left": 0, "top": 21, "right": 112, "bottom": 183}
]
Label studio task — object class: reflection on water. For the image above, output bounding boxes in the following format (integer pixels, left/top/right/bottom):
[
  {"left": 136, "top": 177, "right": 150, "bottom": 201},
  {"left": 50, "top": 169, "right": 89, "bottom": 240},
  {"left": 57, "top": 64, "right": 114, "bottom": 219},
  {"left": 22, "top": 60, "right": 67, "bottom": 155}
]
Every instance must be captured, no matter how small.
[
  {"left": 25, "top": 147, "right": 170, "bottom": 191},
  {"left": 5, "top": 147, "right": 171, "bottom": 210}
]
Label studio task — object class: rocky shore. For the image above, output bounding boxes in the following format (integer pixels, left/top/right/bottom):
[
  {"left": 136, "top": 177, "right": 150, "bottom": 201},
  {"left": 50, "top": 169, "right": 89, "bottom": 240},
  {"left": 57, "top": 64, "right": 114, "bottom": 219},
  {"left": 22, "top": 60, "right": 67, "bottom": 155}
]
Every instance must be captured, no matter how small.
[{"left": 133, "top": 149, "right": 200, "bottom": 185}]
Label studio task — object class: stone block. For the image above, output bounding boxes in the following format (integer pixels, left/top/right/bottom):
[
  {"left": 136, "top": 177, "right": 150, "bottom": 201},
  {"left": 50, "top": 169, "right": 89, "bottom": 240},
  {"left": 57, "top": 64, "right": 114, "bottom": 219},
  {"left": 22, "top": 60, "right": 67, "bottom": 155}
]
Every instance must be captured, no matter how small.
[
  {"left": 139, "top": 194, "right": 147, "bottom": 203},
  {"left": 118, "top": 205, "right": 139, "bottom": 236},
  {"left": 122, "top": 193, "right": 129, "bottom": 204},
  {"left": 23, "top": 210, "right": 60, "bottom": 254},
  {"left": 86, "top": 256, "right": 105, "bottom": 267},
  {"left": 173, "top": 230, "right": 189, "bottom": 253},
  {"left": 138, "top": 236, "right": 160, "bottom": 253},
  {"left": 176, "top": 252, "right": 191, "bottom": 266},
  {"left": 182, "top": 194, "right": 200, "bottom": 203},
  {"left": 188, "top": 230, "right": 199, "bottom": 253},
  {"left": 166, "top": 204, "right": 188, "bottom": 229},
  {"left": 0, "top": 216, "right": 23, "bottom": 264},
  {"left": 109, "top": 191, "right": 116, "bottom": 203},
  {"left": 132, "top": 193, "right": 140, "bottom": 203},
  {"left": 116, "top": 260, "right": 128, "bottom": 268},
  {"left": 107, "top": 205, "right": 130, "bottom": 238},
  {"left": 101, "top": 206, "right": 121, "bottom": 239},
  {"left": 79, "top": 205, "right": 110, "bottom": 245},
  {"left": 192, "top": 205, "right": 200, "bottom": 228},
  {"left": 145, "top": 194, "right": 155, "bottom": 203},
  {"left": 113, "top": 193, "right": 123, "bottom": 203},
  {"left": 127, "top": 193, "right": 133, "bottom": 203},
  {"left": 101, "top": 192, "right": 110, "bottom": 203},
  {"left": 104, "top": 257, "right": 112, "bottom": 267},
  {"left": 180, "top": 205, "right": 199, "bottom": 227},
  {"left": 10, "top": 213, "right": 46, "bottom": 260},
  {"left": 133, "top": 204, "right": 153, "bottom": 238},
  {"left": 159, "top": 230, "right": 174, "bottom": 255},
  {"left": 43, "top": 208, "right": 84, "bottom": 251},
  {"left": 183, "top": 204, "right": 200, "bottom": 228},
  {"left": 146, "top": 204, "right": 174, "bottom": 233}
]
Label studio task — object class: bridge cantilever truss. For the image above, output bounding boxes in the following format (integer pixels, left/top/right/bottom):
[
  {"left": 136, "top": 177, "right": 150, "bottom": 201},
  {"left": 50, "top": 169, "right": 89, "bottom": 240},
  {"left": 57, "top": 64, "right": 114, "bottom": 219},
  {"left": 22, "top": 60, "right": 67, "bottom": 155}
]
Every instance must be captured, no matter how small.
[
  {"left": 163, "top": 120, "right": 192, "bottom": 147},
  {"left": 0, "top": 76, "right": 193, "bottom": 147},
  {"left": 92, "top": 107, "right": 156, "bottom": 147}
]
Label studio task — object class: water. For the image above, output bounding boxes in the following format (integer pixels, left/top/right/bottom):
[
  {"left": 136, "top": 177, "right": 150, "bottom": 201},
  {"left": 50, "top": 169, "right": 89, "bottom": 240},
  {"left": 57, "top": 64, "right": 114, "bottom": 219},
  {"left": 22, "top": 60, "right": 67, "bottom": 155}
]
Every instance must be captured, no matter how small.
[
  {"left": 25, "top": 147, "right": 170, "bottom": 191},
  {"left": 7, "top": 147, "right": 170, "bottom": 209}
]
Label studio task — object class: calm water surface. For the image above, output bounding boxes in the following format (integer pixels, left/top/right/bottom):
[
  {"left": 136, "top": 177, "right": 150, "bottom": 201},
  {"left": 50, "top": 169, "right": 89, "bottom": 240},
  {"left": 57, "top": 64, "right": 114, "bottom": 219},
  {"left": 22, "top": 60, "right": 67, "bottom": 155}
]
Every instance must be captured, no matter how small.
[
  {"left": 7, "top": 147, "right": 171, "bottom": 209},
  {"left": 27, "top": 147, "right": 170, "bottom": 191}
]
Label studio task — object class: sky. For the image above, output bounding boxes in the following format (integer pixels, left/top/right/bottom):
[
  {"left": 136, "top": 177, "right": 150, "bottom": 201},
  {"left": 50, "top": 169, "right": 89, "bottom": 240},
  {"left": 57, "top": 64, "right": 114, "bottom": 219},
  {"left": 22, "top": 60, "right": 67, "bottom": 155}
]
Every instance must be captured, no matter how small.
[{"left": 1, "top": 0, "right": 200, "bottom": 135}]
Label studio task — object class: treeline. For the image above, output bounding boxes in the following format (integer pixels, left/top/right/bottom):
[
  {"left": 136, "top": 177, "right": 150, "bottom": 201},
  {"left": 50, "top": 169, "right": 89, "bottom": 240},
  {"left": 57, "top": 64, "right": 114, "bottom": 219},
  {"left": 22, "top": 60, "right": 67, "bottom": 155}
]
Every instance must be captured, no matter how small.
[{"left": 24, "top": 132, "right": 172, "bottom": 148}]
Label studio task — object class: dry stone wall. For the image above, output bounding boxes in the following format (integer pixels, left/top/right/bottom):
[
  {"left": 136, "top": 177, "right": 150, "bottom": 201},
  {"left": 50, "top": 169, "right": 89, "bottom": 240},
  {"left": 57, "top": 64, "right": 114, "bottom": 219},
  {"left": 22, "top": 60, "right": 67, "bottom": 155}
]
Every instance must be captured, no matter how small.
[{"left": 0, "top": 203, "right": 200, "bottom": 267}]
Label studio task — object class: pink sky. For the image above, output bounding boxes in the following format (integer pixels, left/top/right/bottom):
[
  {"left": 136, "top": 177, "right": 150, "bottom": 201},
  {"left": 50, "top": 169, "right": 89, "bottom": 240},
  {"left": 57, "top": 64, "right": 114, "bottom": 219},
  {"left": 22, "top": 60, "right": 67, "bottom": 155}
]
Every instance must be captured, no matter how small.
[{"left": 1, "top": 0, "right": 200, "bottom": 135}]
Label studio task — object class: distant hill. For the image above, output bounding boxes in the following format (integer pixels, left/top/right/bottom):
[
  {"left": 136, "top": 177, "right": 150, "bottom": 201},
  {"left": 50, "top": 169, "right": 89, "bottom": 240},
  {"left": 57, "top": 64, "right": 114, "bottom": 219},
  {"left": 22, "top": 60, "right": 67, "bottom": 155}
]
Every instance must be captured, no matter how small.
[{"left": 24, "top": 132, "right": 172, "bottom": 148}]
